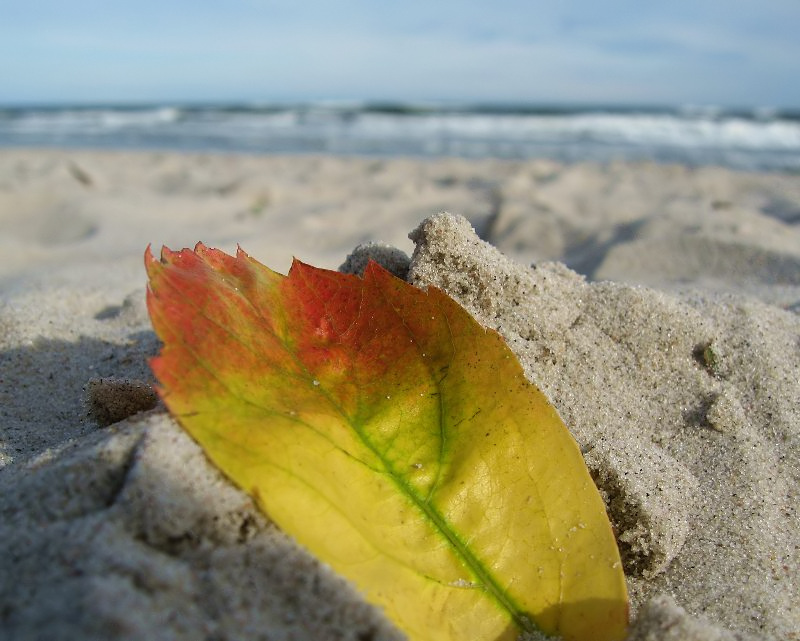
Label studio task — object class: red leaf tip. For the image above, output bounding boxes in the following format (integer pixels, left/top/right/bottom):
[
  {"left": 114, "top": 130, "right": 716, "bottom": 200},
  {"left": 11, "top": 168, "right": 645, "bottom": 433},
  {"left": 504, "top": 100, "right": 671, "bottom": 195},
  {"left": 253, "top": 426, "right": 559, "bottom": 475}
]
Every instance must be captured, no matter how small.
[
  {"left": 159, "top": 245, "right": 180, "bottom": 262},
  {"left": 362, "top": 259, "right": 399, "bottom": 285},
  {"left": 144, "top": 244, "right": 181, "bottom": 275}
]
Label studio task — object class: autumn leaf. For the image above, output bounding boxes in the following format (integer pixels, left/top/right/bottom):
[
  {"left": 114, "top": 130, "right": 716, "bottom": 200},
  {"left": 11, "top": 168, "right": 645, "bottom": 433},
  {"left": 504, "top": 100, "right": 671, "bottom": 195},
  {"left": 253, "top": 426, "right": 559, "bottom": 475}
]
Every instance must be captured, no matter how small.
[{"left": 145, "top": 243, "right": 628, "bottom": 641}]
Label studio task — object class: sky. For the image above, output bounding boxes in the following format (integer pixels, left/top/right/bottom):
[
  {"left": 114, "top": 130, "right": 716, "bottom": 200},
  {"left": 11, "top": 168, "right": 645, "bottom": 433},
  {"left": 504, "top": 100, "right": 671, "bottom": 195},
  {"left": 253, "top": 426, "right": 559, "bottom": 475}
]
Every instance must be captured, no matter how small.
[{"left": 1, "top": 0, "right": 799, "bottom": 107}]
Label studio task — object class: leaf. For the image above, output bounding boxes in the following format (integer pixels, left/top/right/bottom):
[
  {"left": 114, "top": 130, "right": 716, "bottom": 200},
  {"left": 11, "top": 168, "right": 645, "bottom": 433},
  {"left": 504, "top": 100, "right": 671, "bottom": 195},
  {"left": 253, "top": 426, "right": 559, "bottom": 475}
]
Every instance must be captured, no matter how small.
[{"left": 145, "top": 243, "right": 628, "bottom": 641}]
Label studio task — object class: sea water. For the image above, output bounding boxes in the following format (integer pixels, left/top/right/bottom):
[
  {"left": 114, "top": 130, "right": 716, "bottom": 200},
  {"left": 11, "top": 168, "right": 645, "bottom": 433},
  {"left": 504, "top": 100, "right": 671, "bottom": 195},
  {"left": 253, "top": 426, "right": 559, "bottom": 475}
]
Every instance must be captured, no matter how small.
[{"left": 1, "top": 102, "right": 798, "bottom": 172}]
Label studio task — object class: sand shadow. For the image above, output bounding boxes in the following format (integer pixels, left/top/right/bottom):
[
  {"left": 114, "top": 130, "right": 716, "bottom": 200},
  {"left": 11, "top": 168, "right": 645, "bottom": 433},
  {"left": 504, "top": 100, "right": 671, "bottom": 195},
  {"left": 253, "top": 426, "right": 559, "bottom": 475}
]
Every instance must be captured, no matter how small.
[
  {"left": 762, "top": 197, "right": 800, "bottom": 225},
  {"left": 564, "top": 219, "right": 646, "bottom": 279},
  {"left": 0, "top": 330, "right": 159, "bottom": 466}
]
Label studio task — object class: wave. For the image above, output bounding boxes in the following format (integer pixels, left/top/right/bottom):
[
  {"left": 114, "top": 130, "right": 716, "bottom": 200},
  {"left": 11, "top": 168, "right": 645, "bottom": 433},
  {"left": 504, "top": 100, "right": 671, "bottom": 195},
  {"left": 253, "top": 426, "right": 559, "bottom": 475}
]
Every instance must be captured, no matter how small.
[{"left": 1, "top": 102, "right": 798, "bottom": 171}]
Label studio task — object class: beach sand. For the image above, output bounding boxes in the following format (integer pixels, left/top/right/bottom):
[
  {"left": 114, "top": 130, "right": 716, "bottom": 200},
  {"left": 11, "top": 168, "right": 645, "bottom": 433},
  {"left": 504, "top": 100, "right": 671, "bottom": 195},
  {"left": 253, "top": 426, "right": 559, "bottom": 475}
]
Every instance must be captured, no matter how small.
[{"left": 0, "top": 149, "right": 798, "bottom": 640}]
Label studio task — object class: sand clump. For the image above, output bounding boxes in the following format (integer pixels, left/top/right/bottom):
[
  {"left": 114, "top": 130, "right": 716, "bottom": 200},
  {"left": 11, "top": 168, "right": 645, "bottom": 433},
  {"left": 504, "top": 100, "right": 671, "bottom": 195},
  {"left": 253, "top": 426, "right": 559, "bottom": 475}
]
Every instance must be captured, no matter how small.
[
  {"left": 1, "top": 150, "right": 798, "bottom": 640},
  {"left": 84, "top": 377, "right": 160, "bottom": 427}
]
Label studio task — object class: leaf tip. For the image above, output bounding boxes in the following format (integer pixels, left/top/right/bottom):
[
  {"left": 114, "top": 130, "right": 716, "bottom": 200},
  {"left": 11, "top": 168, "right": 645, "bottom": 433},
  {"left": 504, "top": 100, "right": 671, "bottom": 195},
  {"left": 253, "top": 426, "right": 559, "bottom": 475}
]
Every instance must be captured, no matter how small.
[
  {"left": 144, "top": 243, "right": 173, "bottom": 279},
  {"left": 362, "top": 258, "right": 398, "bottom": 284},
  {"left": 288, "top": 256, "right": 318, "bottom": 280}
]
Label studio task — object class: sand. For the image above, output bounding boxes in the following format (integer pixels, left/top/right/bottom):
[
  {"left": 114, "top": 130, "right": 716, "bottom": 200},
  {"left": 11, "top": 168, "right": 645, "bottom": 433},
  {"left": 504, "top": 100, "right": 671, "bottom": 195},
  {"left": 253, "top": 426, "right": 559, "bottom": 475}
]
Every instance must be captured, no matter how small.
[{"left": 0, "top": 149, "right": 798, "bottom": 640}]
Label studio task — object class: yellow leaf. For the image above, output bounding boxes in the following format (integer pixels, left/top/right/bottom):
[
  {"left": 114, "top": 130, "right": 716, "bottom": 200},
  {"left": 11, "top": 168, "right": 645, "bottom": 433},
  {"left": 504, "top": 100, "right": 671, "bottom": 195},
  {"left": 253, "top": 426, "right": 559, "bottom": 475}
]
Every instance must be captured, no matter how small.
[{"left": 146, "top": 244, "right": 628, "bottom": 641}]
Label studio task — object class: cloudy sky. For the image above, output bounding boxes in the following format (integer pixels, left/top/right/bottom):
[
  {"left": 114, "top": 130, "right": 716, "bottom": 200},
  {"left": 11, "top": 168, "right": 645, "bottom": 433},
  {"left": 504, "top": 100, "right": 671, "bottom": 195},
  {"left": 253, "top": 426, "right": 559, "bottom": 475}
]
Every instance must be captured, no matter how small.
[{"left": 2, "top": 0, "right": 799, "bottom": 107}]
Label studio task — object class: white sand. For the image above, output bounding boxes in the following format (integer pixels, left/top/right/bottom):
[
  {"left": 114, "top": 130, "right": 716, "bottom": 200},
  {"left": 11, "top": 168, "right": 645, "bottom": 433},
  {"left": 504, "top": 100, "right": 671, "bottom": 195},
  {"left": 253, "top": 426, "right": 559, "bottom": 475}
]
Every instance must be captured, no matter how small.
[{"left": 0, "top": 149, "right": 798, "bottom": 640}]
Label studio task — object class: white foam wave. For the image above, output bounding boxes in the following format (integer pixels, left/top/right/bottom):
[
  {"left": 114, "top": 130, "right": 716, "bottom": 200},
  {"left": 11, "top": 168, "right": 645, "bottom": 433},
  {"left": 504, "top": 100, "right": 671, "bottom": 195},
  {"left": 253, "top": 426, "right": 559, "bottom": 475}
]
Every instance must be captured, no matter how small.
[
  {"left": 2, "top": 105, "right": 799, "bottom": 170},
  {"left": 12, "top": 107, "right": 182, "bottom": 134},
  {"left": 350, "top": 113, "right": 800, "bottom": 151}
]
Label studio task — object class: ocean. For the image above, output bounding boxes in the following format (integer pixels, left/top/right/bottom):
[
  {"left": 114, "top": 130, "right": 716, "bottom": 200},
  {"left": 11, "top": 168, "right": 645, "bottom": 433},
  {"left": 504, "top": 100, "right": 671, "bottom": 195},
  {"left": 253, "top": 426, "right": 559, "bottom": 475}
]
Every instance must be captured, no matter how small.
[{"left": 1, "top": 102, "right": 799, "bottom": 172}]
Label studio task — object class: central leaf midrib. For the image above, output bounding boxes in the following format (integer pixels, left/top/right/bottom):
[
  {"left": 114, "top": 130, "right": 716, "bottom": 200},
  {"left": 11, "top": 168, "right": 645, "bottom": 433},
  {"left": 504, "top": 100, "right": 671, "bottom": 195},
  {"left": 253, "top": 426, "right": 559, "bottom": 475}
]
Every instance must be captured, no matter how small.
[
  {"left": 283, "top": 268, "right": 539, "bottom": 635},
  {"left": 350, "top": 414, "right": 537, "bottom": 636}
]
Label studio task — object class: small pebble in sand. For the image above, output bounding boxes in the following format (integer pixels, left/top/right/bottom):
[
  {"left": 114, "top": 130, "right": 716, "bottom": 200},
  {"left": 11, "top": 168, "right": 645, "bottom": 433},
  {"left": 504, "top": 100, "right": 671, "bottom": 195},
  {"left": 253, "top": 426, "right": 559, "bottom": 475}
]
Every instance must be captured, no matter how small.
[{"left": 84, "top": 377, "right": 159, "bottom": 427}]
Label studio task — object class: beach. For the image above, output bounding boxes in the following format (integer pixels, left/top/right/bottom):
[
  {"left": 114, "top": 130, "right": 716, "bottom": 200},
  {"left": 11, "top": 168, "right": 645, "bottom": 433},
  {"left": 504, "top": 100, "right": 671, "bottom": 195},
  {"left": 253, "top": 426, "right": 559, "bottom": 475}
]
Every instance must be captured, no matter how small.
[{"left": 0, "top": 148, "right": 798, "bottom": 640}]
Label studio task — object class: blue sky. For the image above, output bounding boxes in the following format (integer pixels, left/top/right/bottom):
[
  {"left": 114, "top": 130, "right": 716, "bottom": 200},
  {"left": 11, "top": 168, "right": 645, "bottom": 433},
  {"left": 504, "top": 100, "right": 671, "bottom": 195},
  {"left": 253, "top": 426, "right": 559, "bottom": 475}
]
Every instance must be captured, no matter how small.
[{"left": 2, "top": 0, "right": 799, "bottom": 106}]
